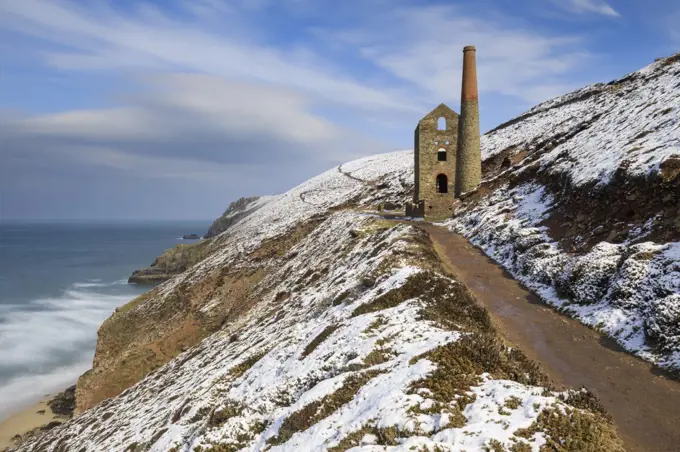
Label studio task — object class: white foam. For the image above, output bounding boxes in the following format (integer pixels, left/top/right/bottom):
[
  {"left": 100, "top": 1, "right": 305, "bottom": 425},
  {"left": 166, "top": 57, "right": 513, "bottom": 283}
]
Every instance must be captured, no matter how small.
[
  {"left": 0, "top": 283, "right": 136, "bottom": 420},
  {"left": 0, "top": 363, "right": 89, "bottom": 421},
  {"left": 71, "top": 279, "right": 128, "bottom": 289}
]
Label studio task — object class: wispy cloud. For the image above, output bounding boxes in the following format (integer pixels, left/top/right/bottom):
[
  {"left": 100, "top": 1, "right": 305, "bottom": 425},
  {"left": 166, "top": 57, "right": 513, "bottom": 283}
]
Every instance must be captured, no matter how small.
[
  {"left": 0, "top": 74, "right": 383, "bottom": 180},
  {"left": 554, "top": 0, "right": 620, "bottom": 17},
  {"left": 0, "top": 0, "right": 416, "bottom": 113},
  {"left": 0, "top": 0, "right": 611, "bottom": 218},
  {"left": 328, "top": 4, "right": 593, "bottom": 104},
  {"left": 0, "top": 0, "right": 598, "bottom": 112}
]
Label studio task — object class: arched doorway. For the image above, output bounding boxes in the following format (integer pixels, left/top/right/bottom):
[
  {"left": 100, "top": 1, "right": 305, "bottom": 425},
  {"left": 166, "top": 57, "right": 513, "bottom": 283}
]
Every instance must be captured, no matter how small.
[{"left": 436, "top": 174, "right": 448, "bottom": 193}]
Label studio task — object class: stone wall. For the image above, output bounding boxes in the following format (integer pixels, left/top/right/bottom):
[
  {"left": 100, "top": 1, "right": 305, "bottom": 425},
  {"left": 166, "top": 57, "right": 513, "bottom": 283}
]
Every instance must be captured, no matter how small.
[
  {"left": 414, "top": 103, "right": 459, "bottom": 220},
  {"left": 405, "top": 200, "right": 425, "bottom": 218}
]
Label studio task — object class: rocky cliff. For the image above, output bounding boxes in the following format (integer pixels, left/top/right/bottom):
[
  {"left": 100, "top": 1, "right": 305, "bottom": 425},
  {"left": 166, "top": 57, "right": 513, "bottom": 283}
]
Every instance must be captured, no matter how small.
[
  {"left": 204, "top": 196, "right": 275, "bottom": 239},
  {"left": 128, "top": 241, "right": 213, "bottom": 284},
  {"left": 12, "top": 54, "right": 680, "bottom": 452},
  {"left": 128, "top": 198, "right": 276, "bottom": 285}
]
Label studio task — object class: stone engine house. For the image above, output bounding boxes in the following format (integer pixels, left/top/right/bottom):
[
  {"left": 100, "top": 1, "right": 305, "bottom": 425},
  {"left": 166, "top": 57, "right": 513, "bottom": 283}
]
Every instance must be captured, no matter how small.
[
  {"left": 412, "top": 104, "right": 460, "bottom": 218},
  {"left": 407, "top": 45, "right": 481, "bottom": 220}
]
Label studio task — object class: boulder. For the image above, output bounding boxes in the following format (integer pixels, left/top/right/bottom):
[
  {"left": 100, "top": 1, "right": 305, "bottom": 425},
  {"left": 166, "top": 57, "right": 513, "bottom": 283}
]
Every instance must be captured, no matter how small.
[{"left": 48, "top": 385, "right": 76, "bottom": 416}]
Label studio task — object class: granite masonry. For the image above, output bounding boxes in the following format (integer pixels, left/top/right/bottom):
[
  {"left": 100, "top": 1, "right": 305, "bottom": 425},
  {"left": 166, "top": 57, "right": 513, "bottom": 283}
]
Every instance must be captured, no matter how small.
[{"left": 406, "top": 45, "right": 481, "bottom": 220}]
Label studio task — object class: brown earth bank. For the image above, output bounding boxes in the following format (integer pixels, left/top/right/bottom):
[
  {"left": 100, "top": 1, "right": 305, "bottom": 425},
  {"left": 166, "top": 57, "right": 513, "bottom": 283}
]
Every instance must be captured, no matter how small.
[
  {"left": 420, "top": 223, "right": 680, "bottom": 452},
  {"left": 76, "top": 217, "right": 326, "bottom": 413}
]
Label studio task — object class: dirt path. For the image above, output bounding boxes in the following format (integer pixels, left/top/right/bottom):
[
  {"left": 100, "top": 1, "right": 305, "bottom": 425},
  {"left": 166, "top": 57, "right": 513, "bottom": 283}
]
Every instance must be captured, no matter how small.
[{"left": 420, "top": 223, "right": 680, "bottom": 452}]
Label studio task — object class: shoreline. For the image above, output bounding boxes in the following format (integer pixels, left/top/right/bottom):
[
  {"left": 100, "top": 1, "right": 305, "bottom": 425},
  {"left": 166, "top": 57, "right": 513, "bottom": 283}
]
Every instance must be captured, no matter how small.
[{"left": 0, "top": 385, "right": 75, "bottom": 451}]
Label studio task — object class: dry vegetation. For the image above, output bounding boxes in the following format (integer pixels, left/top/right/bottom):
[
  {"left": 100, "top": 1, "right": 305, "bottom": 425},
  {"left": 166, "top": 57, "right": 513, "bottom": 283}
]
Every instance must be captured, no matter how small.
[
  {"left": 268, "top": 370, "right": 383, "bottom": 446},
  {"left": 300, "top": 324, "right": 340, "bottom": 359}
]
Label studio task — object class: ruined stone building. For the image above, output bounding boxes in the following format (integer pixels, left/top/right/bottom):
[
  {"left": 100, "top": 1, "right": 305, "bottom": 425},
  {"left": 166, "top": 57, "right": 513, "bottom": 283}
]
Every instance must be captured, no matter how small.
[{"left": 407, "top": 45, "right": 481, "bottom": 220}]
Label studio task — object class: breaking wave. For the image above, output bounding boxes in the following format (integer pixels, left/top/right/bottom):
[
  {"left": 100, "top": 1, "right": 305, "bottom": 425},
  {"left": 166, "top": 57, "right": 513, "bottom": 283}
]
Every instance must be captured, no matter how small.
[{"left": 0, "top": 280, "right": 141, "bottom": 420}]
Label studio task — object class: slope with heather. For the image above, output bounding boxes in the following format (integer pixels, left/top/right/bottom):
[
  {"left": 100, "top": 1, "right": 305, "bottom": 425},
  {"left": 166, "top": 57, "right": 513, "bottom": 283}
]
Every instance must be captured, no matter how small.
[
  {"left": 448, "top": 53, "right": 680, "bottom": 373},
  {"left": 11, "top": 212, "right": 620, "bottom": 452},
  {"left": 75, "top": 152, "right": 414, "bottom": 414},
  {"left": 9, "top": 150, "right": 623, "bottom": 451}
]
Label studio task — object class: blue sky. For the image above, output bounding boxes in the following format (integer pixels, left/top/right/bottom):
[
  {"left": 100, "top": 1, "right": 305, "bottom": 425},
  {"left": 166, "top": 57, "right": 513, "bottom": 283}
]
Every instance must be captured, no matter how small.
[{"left": 1, "top": 0, "right": 678, "bottom": 220}]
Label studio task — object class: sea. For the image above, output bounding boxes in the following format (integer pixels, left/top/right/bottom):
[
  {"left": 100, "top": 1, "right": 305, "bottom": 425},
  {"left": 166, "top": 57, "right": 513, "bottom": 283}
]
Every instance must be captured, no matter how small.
[{"left": 0, "top": 220, "right": 208, "bottom": 420}]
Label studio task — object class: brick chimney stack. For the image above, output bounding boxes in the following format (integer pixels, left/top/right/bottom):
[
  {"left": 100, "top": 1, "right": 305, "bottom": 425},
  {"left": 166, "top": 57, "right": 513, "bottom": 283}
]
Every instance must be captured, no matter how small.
[{"left": 456, "top": 45, "right": 481, "bottom": 196}]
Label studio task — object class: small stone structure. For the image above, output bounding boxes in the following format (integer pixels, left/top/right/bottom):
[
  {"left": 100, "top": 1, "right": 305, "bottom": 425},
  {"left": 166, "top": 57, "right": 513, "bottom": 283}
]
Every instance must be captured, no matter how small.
[
  {"left": 406, "top": 46, "right": 481, "bottom": 220},
  {"left": 410, "top": 104, "right": 459, "bottom": 219}
]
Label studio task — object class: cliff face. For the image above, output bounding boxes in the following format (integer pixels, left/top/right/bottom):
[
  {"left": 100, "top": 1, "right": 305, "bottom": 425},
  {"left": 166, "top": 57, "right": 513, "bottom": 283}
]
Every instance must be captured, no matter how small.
[
  {"left": 203, "top": 196, "right": 275, "bottom": 239},
  {"left": 128, "top": 240, "right": 213, "bottom": 284},
  {"left": 13, "top": 54, "right": 680, "bottom": 452},
  {"left": 128, "top": 197, "right": 276, "bottom": 285}
]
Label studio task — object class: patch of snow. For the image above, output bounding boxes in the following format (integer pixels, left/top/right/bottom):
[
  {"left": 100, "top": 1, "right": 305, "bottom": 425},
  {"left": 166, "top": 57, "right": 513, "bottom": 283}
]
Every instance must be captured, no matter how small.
[
  {"left": 15, "top": 211, "right": 574, "bottom": 452},
  {"left": 447, "top": 182, "right": 680, "bottom": 372}
]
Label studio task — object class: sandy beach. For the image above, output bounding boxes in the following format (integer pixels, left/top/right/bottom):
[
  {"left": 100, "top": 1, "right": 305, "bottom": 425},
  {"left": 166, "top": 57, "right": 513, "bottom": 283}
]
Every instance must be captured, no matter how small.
[{"left": 0, "top": 389, "right": 73, "bottom": 451}]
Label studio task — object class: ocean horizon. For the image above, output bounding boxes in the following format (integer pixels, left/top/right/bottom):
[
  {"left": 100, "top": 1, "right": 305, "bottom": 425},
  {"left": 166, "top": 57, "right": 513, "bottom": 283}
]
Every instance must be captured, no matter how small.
[{"left": 0, "top": 220, "right": 209, "bottom": 420}]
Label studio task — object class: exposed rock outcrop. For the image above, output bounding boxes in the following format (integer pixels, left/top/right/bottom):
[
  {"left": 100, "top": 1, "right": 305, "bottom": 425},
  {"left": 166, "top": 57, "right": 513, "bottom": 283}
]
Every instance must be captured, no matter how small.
[
  {"left": 47, "top": 385, "right": 76, "bottom": 417},
  {"left": 128, "top": 240, "right": 212, "bottom": 284},
  {"left": 203, "top": 196, "right": 271, "bottom": 238},
  {"left": 5, "top": 387, "right": 75, "bottom": 450}
]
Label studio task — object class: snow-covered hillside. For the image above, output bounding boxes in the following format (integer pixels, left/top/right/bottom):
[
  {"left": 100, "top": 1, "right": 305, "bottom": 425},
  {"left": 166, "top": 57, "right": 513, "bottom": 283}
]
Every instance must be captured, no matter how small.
[
  {"left": 482, "top": 55, "right": 679, "bottom": 186},
  {"left": 449, "top": 53, "right": 680, "bottom": 373},
  {"left": 9, "top": 53, "right": 679, "bottom": 452},
  {"left": 11, "top": 203, "right": 618, "bottom": 450}
]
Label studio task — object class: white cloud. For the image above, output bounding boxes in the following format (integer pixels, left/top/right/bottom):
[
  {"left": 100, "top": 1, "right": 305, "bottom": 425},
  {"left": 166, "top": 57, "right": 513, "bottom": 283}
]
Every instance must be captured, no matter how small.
[
  {"left": 1, "top": 74, "right": 385, "bottom": 180},
  {"left": 0, "top": 0, "right": 601, "bottom": 114},
  {"left": 555, "top": 0, "right": 620, "bottom": 17}
]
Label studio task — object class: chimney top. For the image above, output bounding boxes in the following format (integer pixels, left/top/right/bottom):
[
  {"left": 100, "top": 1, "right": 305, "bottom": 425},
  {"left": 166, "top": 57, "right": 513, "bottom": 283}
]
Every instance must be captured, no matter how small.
[{"left": 463, "top": 45, "right": 476, "bottom": 52}]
